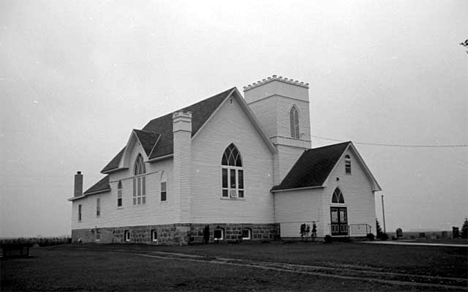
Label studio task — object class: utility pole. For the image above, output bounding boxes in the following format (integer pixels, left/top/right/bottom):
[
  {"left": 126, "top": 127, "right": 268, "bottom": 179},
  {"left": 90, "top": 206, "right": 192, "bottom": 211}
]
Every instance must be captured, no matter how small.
[{"left": 381, "top": 194, "right": 386, "bottom": 233}]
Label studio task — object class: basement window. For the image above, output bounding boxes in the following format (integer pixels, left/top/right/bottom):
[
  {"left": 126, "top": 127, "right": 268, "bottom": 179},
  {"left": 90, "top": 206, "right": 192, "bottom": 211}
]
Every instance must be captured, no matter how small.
[
  {"left": 214, "top": 228, "right": 224, "bottom": 241},
  {"left": 151, "top": 230, "right": 158, "bottom": 242},
  {"left": 124, "top": 230, "right": 130, "bottom": 242},
  {"left": 242, "top": 228, "right": 252, "bottom": 240}
]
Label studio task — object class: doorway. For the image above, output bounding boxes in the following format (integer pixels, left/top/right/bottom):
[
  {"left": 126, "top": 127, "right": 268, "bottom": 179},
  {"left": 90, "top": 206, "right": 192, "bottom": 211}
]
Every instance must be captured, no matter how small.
[{"left": 330, "top": 207, "right": 348, "bottom": 236}]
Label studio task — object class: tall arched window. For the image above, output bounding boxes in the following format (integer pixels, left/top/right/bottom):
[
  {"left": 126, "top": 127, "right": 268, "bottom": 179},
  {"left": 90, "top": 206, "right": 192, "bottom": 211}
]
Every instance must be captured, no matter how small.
[
  {"left": 290, "top": 106, "right": 300, "bottom": 139},
  {"left": 332, "top": 188, "right": 345, "bottom": 204},
  {"left": 345, "top": 155, "right": 351, "bottom": 174},
  {"left": 221, "top": 143, "right": 244, "bottom": 198},
  {"left": 133, "top": 154, "right": 146, "bottom": 205},
  {"left": 117, "top": 181, "right": 123, "bottom": 207}
]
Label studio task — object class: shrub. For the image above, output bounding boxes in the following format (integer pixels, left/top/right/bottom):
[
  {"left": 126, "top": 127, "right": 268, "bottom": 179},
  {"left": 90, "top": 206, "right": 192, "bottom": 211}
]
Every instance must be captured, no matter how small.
[
  {"left": 461, "top": 218, "right": 468, "bottom": 239},
  {"left": 324, "top": 235, "right": 332, "bottom": 244},
  {"left": 366, "top": 233, "right": 375, "bottom": 241},
  {"left": 379, "top": 233, "right": 388, "bottom": 241}
]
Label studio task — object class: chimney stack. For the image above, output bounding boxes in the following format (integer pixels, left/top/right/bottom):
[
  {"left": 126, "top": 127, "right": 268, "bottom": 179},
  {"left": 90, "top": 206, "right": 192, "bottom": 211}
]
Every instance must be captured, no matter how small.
[
  {"left": 172, "top": 111, "right": 192, "bottom": 223},
  {"left": 74, "top": 171, "right": 83, "bottom": 197}
]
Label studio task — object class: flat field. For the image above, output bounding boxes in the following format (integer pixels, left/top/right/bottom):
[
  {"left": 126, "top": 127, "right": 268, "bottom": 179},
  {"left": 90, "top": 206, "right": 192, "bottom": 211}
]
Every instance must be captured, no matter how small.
[{"left": 1, "top": 241, "right": 467, "bottom": 291}]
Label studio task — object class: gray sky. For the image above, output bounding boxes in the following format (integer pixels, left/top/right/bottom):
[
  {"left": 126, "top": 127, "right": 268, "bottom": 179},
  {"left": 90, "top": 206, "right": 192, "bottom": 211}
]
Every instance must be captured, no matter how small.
[{"left": 1, "top": 0, "right": 467, "bottom": 237}]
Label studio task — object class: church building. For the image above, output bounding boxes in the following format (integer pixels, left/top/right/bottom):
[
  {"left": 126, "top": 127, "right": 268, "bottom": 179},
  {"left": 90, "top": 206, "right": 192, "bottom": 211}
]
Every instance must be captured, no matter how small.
[{"left": 68, "top": 75, "right": 381, "bottom": 244}]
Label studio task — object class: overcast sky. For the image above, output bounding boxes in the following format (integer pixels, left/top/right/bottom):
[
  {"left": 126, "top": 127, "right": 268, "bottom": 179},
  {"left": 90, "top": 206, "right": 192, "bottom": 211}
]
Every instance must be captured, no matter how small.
[{"left": 1, "top": 0, "right": 467, "bottom": 237}]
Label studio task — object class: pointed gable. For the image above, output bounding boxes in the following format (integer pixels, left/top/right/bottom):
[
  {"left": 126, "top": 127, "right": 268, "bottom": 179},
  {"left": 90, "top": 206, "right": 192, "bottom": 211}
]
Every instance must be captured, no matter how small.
[
  {"left": 271, "top": 142, "right": 351, "bottom": 191},
  {"left": 101, "top": 88, "right": 234, "bottom": 173},
  {"left": 133, "top": 129, "right": 161, "bottom": 157}
]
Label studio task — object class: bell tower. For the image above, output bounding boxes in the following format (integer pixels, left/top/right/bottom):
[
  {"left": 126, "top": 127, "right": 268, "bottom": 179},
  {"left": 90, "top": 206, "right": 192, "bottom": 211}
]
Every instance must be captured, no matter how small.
[{"left": 244, "top": 75, "right": 311, "bottom": 184}]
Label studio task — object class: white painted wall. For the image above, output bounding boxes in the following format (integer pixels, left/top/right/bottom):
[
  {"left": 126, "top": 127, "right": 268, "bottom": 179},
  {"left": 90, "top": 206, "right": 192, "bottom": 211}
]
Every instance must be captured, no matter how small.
[
  {"left": 71, "top": 141, "right": 175, "bottom": 230},
  {"left": 321, "top": 148, "right": 377, "bottom": 235},
  {"left": 274, "top": 188, "right": 325, "bottom": 237},
  {"left": 190, "top": 96, "right": 275, "bottom": 224}
]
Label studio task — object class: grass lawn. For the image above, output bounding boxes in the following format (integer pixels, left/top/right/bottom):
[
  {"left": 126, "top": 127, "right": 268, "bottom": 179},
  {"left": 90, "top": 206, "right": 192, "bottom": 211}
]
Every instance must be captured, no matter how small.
[
  {"left": 1, "top": 242, "right": 467, "bottom": 291},
  {"left": 118, "top": 241, "right": 467, "bottom": 278}
]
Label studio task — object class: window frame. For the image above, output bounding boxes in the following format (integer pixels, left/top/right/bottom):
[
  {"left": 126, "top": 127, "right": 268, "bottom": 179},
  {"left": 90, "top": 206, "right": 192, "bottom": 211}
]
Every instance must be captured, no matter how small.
[
  {"left": 331, "top": 188, "right": 345, "bottom": 204},
  {"left": 242, "top": 228, "right": 252, "bottom": 240},
  {"left": 96, "top": 198, "right": 101, "bottom": 217},
  {"left": 290, "top": 106, "right": 300, "bottom": 139},
  {"left": 124, "top": 230, "right": 130, "bottom": 242},
  {"left": 117, "top": 181, "right": 123, "bottom": 207},
  {"left": 214, "top": 228, "right": 224, "bottom": 241},
  {"left": 161, "top": 181, "right": 167, "bottom": 202},
  {"left": 133, "top": 154, "right": 146, "bottom": 205},
  {"left": 221, "top": 144, "right": 244, "bottom": 199},
  {"left": 345, "top": 155, "right": 351, "bottom": 174},
  {"left": 151, "top": 230, "right": 158, "bottom": 242}
]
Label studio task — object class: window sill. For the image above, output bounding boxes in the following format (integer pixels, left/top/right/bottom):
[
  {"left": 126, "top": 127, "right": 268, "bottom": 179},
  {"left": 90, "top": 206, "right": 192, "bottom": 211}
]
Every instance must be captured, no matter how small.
[
  {"left": 220, "top": 197, "right": 246, "bottom": 200},
  {"left": 117, "top": 207, "right": 124, "bottom": 210}
]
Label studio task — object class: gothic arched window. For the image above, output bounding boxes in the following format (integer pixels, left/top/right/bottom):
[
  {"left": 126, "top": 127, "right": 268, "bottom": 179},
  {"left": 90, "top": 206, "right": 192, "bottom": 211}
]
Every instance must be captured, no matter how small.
[
  {"left": 290, "top": 106, "right": 300, "bottom": 139},
  {"left": 221, "top": 144, "right": 244, "bottom": 198},
  {"left": 133, "top": 154, "right": 146, "bottom": 205},
  {"left": 332, "top": 188, "right": 345, "bottom": 204}
]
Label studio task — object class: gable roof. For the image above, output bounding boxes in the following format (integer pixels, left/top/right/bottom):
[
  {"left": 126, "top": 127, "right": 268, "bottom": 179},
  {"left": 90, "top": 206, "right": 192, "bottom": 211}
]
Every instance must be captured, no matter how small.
[
  {"left": 69, "top": 174, "right": 111, "bottom": 201},
  {"left": 101, "top": 88, "right": 234, "bottom": 173},
  {"left": 272, "top": 142, "right": 351, "bottom": 192},
  {"left": 84, "top": 175, "right": 111, "bottom": 195}
]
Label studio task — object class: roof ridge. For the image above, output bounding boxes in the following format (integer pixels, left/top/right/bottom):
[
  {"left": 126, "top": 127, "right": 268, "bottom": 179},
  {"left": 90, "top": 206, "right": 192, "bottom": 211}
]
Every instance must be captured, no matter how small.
[{"left": 144, "top": 87, "right": 236, "bottom": 126}]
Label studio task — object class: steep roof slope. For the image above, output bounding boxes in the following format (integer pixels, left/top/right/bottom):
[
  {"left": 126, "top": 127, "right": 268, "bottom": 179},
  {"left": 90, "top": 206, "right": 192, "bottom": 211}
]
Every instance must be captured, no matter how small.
[
  {"left": 272, "top": 142, "right": 351, "bottom": 191},
  {"left": 101, "top": 88, "right": 234, "bottom": 173},
  {"left": 83, "top": 175, "right": 110, "bottom": 195}
]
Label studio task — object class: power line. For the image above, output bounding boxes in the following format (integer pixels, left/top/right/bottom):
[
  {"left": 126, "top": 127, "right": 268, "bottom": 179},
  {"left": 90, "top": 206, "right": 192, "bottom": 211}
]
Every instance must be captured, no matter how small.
[{"left": 312, "top": 135, "right": 468, "bottom": 148}]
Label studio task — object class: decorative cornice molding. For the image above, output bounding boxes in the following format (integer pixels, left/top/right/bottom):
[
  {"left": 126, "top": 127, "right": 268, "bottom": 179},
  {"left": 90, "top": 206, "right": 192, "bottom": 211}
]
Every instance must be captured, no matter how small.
[{"left": 243, "top": 75, "right": 309, "bottom": 92}]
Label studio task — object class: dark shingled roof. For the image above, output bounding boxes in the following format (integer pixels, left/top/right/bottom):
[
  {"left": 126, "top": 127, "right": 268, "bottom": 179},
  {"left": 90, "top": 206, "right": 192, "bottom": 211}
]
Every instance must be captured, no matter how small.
[
  {"left": 83, "top": 175, "right": 110, "bottom": 195},
  {"left": 133, "top": 129, "right": 161, "bottom": 157},
  {"left": 271, "top": 142, "right": 351, "bottom": 191},
  {"left": 100, "top": 87, "right": 234, "bottom": 173}
]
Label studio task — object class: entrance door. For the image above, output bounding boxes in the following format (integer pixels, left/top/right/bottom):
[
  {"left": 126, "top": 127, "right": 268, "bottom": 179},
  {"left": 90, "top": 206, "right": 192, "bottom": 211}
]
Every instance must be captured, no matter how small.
[{"left": 330, "top": 207, "right": 348, "bottom": 236}]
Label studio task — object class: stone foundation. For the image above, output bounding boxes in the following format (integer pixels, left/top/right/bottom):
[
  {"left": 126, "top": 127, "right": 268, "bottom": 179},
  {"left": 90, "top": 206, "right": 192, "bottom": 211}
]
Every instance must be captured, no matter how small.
[{"left": 72, "top": 223, "right": 280, "bottom": 245}]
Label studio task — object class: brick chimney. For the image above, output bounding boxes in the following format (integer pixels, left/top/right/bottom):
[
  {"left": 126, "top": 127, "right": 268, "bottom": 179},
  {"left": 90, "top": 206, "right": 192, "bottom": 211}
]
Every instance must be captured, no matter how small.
[
  {"left": 172, "top": 111, "right": 192, "bottom": 223},
  {"left": 74, "top": 171, "right": 83, "bottom": 197}
]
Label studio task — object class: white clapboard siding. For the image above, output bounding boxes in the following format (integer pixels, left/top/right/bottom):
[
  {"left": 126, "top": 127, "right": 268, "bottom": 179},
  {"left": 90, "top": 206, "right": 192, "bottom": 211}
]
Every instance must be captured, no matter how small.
[{"left": 190, "top": 95, "right": 275, "bottom": 224}]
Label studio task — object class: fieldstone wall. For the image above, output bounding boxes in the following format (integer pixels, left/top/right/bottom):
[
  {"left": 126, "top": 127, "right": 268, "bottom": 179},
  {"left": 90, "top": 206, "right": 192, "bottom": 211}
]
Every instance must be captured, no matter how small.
[{"left": 71, "top": 223, "right": 280, "bottom": 245}]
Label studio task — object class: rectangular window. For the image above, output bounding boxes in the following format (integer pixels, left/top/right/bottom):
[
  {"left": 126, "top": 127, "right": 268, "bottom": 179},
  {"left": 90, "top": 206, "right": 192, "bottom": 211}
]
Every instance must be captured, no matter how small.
[
  {"left": 242, "top": 228, "right": 251, "bottom": 240},
  {"left": 161, "top": 182, "right": 167, "bottom": 201},
  {"left": 151, "top": 230, "right": 158, "bottom": 242},
  {"left": 222, "top": 168, "right": 228, "bottom": 197},
  {"left": 133, "top": 178, "right": 136, "bottom": 205},
  {"left": 96, "top": 198, "right": 100, "bottom": 217},
  {"left": 137, "top": 177, "right": 141, "bottom": 196},
  {"left": 222, "top": 168, "right": 245, "bottom": 198},
  {"left": 142, "top": 176, "right": 146, "bottom": 204},
  {"left": 117, "top": 189, "right": 122, "bottom": 207},
  {"left": 238, "top": 170, "right": 244, "bottom": 198},
  {"left": 214, "top": 229, "right": 224, "bottom": 240},
  {"left": 345, "top": 161, "right": 351, "bottom": 174},
  {"left": 230, "top": 169, "right": 236, "bottom": 188},
  {"left": 78, "top": 204, "right": 82, "bottom": 221}
]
